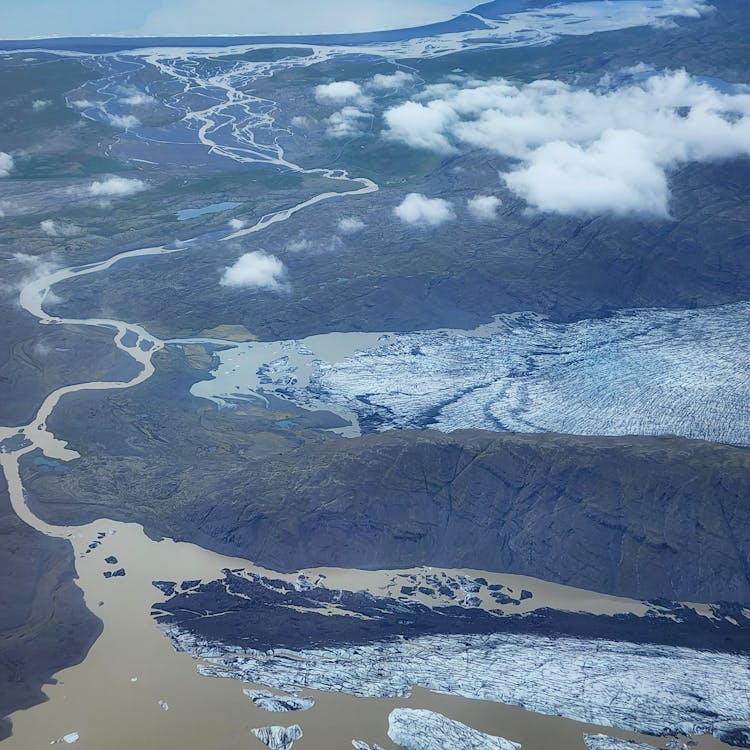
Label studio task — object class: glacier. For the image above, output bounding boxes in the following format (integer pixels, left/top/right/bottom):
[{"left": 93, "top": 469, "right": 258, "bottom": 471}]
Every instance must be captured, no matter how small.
[
  {"left": 202, "top": 302, "right": 750, "bottom": 446},
  {"left": 170, "top": 628, "right": 750, "bottom": 742}
]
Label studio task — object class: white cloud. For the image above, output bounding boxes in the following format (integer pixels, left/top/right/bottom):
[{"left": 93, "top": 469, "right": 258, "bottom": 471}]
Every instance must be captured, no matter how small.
[
  {"left": 40, "top": 220, "right": 81, "bottom": 237},
  {"left": 291, "top": 115, "right": 313, "bottom": 129},
  {"left": 220, "top": 251, "right": 287, "bottom": 290},
  {"left": 383, "top": 70, "right": 750, "bottom": 217},
  {"left": 228, "top": 218, "right": 246, "bottom": 230},
  {"left": 119, "top": 92, "right": 156, "bottom": 106},
  {"left": 286, "top": 238, "right": 311, "bottom": 253},
  {"left": 504, "top": 131, "right": 670, "bottom": 217},
  {"left": 394, "top": 193, "right": 455, "bottom": 227},
  {"left": 9, "top": 252, "right": 60, "bottom": 297},
  {"left": 107, "top": 113, "right": 141, "bottom": 130},
  {"left": 467, "top": 195, "right": 502, "bottom": 220},
  {"left": 0, "top": 152, "right": 14, "bottom": 178},
  {"left": 383, "top": 100, "right": 457, "bottom": 153},
  {"left": 315, "top": 81, "right": 370, "bottom": 107},
  {"left": 32, "top": 99, "right": 51, "bottom": 111},
  {"left": 338, "top": 217, "right": 366, "bottom": 234},
  {"left": 369, "top": 71, "right": 415, "bottom": 92},
  {"left": 70, "top": 99, "right": 96, "bottom": 109},
  {"left": 326, "top": 107, "right": 372, "bottom": 138},
  {"left": 82, "top": 176, "right": 148, "bottom": 198}
]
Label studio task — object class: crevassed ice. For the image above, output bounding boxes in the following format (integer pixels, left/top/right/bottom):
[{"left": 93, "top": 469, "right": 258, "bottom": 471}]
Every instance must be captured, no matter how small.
[{"left": 284, "top": 302, "right": 750, "bottom": 446}]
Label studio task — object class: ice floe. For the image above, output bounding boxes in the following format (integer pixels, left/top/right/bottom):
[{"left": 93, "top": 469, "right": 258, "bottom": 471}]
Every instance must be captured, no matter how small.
[
  {"left": 50, "top": 732, "right": 79, "bottom": 745},
  {"left": 584, "top": 734, "right": 656, "bottom": 750},
  {"left": 251, "top": 725, "right": 303, "bottom": 750},
  {"left": 243, "top": 689, "right": 315, "bottom": 712},
  {"left": 352, "top": 741, "right": 386, "bottom": 750},
  {"left": 388, "top": 708, "right": 520, "bottom": 750}
]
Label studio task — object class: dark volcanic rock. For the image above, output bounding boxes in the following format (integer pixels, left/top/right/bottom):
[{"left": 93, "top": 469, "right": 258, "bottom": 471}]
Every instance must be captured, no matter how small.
[
  {"left": 491, "top": 591, "right": 520, "bottom": 606},
  {"left": 152, "top": 580, "right": 177, "bottom": 597},
  {"left": 155, "top": 570, "right": 750, "bottom": 655},
  {"left": 0, "top": 475, "right": 101, "bottom": 740}
]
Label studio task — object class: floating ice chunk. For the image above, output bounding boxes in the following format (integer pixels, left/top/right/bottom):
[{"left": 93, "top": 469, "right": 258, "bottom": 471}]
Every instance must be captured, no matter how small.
[
  {"left": 294, "top": 574, "right": 314, "bottom": 592},
  {"left": 353, "top": 741, "right": 386, "bottom": 750},
  {"left": 388, "top": 709, "right": 519, "bottom": 750},
  {"left": 130, "top": 677, "right": 138, "bottom": 683},
  {"left": 584, "top": 735, "right": 656, "bottom": 750},
  {"left": 251, "top": 725, "right": 303, "bottom": 750},
  {"left": 243, "top": 689, "right": 314, "bottom": 712},
  {"left": 158, "top": 699, "right": 169, "bottom": 711},
  {"left": 50, "top": 732, "right": 79, "bottom": 744}
]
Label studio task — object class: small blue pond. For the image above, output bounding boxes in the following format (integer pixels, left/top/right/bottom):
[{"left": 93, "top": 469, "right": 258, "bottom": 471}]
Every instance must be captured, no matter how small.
[
  {"left": 32, "top": 456, "right": 68, "bottom": 472},
  {"left": 176, "top": 202, "right": 241, "bottom": 221}
]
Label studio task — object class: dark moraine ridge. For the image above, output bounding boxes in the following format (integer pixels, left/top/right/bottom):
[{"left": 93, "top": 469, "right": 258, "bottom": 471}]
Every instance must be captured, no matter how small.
[
  {"left": 0, "top": 476, "right": 102, "bottom": 740},
  {"left": 28, "top": 429, "right": 750, "bottom": 605},
  {"left": 154, "top": 570, "right": 750, "bottom": 655}
]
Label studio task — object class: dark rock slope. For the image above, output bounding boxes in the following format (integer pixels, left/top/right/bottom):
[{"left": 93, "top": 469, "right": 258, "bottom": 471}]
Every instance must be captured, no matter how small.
[
  {"left": 203, "top": 431, "right": 750, "bottom": 604},
  {"left": 0, "top": 476, "right": 102, "bottom": 740},
  {"left": 29, "top": 429, "right": 750, "bottom": 605}
]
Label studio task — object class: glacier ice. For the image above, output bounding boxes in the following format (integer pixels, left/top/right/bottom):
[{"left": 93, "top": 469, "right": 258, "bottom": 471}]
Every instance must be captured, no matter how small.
[
  {"left": 388, "top": 708, "right": 520, "bottom": 750},
  {"left": 275, "top": 303, "right": 750, "bottom": 446},
  {"left": 243, "top": 689, "right": 315, "bottom": 712},
  {"left": 251, "top": 725, "right": 303, "bottom": 750},
  {"left": 50, "top": 733, "right": 80, "bottom": 745},
  {"left": 352, "top": 741, "right": 386, "bottom": 750},
  {"left": 177, "top": 628, "right": 750, "bottom": 740},
  {"left": 584, "top": 734, "right": 657, "bottom": 750}
]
